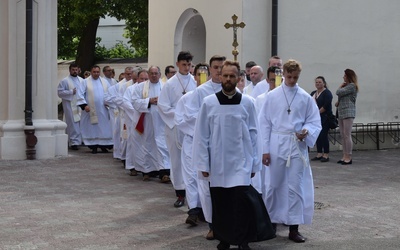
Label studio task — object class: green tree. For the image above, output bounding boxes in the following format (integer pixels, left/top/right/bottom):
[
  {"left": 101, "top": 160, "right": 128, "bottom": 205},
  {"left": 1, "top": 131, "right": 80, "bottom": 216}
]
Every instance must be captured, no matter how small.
[{"left": 57, "top": 0, "right": 148, "bottom": 76}]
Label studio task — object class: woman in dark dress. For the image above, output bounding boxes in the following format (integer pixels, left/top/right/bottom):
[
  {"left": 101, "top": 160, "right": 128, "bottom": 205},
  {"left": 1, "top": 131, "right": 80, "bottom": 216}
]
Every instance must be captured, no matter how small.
[{"left": 310, "top": 76, "right": 333, "bottom": 162}]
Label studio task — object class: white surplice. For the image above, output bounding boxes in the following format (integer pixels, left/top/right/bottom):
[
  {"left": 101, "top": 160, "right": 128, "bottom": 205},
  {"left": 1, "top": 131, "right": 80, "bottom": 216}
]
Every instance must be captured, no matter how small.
[
  {"left": 158, "top": 72, "right": 196, "bottom": 191},
  {"left": 174, "top": 91, "right": 202, "bottom": 210},
  {"left": 122, "top": 83, "right": 139, "bottom": 170},
  {"left": 242, "top": 82, "right": 256, "bottom": 96},
  {"left": 181, "top": 80, "right": 222, "bottom": 222},
  {"left": 57, "top": 75, "right": 83, "bottom": 146},
  {"left": 251, "top": 79, "right": 270, "bottom": 98},
  {"left": 77, "top": 76, "right": 113, "bottom": 146},
  {"left": 103, "top": 77, "right": 119, "bottom": 139},
  {"left": 104, "top": 83, "right": 121, "bottom": 158},
  {"left": 104, "top": 76, "right": 118, "bottom": 86},
  {"left": 104, "top": 79, "right": 134, "bottom": 159},
  {"left": 131, "top": 80, "right": 170, "bottom": 173},
  {"left": 193, "top": 93, "right": 262, "bottom": 188},
  {"left": 258, "top": 83, "right": 321, "bottom": 225}
]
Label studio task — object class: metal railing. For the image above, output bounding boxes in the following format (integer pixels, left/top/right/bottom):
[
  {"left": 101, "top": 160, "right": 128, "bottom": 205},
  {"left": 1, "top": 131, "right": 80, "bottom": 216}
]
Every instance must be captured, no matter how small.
[{"left": 328, "top": 122, "right": 400, "bottom": 150}]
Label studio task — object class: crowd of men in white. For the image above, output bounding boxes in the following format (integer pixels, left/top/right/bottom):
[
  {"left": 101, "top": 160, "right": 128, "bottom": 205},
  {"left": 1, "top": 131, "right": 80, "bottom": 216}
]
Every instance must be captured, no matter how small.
[{"left": 58, "top": 51, "right": 321, "bottom": 249}]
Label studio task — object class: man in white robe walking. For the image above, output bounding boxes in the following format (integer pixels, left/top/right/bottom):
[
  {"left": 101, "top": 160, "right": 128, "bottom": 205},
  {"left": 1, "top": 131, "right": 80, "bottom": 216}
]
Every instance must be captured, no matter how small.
[
  {"left": 57, "top": 63, "right": 83, "bottom": 150},
  {"left": 181, "top": 55, "right": 225, "bottom": 236},
  {"left": 259, "top": 59, "right": 321, "bottom": 243},
  {"left": 193, "top": 61, "right": 275, "bottom": 250},
  {"left": 104, "top": 67, "right": 135, "bottom": 162},
  {"left": 158, "top": 51, "right": 197, "bottom": 208},
  {"left": 243, "top": 65, "right": 264, "bottom": 97},
  {"left": 131, "top": 66, "right": 171, "bottom": 182},
  {"left": 252, "top": 56, "right": 283, "bottom": 98},
  {"left": 122, "top": 70, "right": 148, "bottom": 176},
  {"left": 77, "top": 65, "right": 113, "bottom": 154},
  {"left": 102, "top": 65, "right": 118, "bottom": 86},
  {"left": 175, "top": 62, "right": 211, "bottom": 230}
]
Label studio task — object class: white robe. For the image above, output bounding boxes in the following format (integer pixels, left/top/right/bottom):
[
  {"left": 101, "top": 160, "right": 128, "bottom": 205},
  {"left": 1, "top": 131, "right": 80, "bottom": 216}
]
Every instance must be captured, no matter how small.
[
  {"left": 116, "top": 80, "right": 134, "bottom": 161},
  {"left": 131, "top": 80, "right": 170, "bottom": 173},
  {"left": 242, "top": 82, "right": 256, "bottom": 96},
  {"left": 158, "top": 72, "right": 196, "bottom": 191},
  {"left": 122, "top": 83, "right": 139, "bottom": 170},
  {"left": 104, "top": 83, "right": 121, "bottom": 159},
  {"left": 174, "top": 91, "right": 202, "bottom": 210},
  {"left": 104, "top": 76, "right": 118, "bottom": 86},
  {"left": 76, "top": 76, "right": 113, "bottom": 146},
  {"left": 193, "top": 93, "right": 262, "bottom": 188},
  {"left": 258, "top": 83, "right": 321, "bottom": 225},
  {"left": 245, "top": 78, "right": 252, "bottom": 87},
  {"left": 57, "top": 75, "right": 83, "bottom": 146},
  {"left": 251, "top": 79, "right": 270, "bottom": 98},
  {"left": 182, "top": 80, "right": 221, "bottom": 221},
  {"left": 254, "top": 91, "right": 271, "bottom": 200}
]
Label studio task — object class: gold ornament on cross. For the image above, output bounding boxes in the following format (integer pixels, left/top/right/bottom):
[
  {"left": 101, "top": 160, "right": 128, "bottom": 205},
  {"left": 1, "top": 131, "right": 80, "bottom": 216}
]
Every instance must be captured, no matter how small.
[{"left": 224, "top": 14, "right": 246, "bottom": 62}]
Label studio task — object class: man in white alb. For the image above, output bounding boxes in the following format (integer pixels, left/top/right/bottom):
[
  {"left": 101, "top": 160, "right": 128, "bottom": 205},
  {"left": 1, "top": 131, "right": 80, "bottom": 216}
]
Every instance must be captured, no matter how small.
[
  {"left": 77, "top": 65, "right": 113, "bottom": 154},
  {"left": 252, "top": 56, "right": 283, "bottom": 98},
  {"left": 158, "top": 51, "right": 197, "bottom": 208},
  {"left": 57, "top": 63, "right": 83, "bottom": 150},
  {"left": 243, "top": 65, "right": 264, "bottom": 96},
  {"left": 258, "top": 59, "right": 321, "bottom": 243},
  {"left": 181, "top": 55, "right": 225, "bottom": 236},
  {"left": 104, "top": 67, "right": 135, "bottom": 161},
  {"left": 131, "top": 66, "right": 171, "bottom": 182},
  {"left": 193, "top": 60, "right": 275, "bottom": 250}
]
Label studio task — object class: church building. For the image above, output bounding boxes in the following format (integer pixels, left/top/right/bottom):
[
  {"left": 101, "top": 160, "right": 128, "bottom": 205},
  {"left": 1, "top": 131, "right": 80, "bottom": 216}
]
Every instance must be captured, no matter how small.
[{"left": 1, "top": 0, "right": 399, "bottom": 159}]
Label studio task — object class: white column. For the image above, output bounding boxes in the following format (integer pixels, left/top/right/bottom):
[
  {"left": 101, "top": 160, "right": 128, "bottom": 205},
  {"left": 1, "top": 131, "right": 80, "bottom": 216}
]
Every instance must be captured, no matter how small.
[{"left": 0, "top": 0, "right": 68, "bottom": 160}]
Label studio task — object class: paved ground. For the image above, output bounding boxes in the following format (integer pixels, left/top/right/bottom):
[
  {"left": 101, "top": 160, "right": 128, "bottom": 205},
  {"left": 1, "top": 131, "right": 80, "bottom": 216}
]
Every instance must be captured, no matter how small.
[{"left": 1, "top": 147, "right": 400, "bottom": 250}]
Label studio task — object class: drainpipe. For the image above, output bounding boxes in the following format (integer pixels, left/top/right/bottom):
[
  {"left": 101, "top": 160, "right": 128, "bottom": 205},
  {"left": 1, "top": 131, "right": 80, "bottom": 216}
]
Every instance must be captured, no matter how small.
[
  {"left": 24, "top": 0, "right": 37, "bottom": 160},
  {"left": 271, "top": 0, "right": 278, "bottom": 56}
]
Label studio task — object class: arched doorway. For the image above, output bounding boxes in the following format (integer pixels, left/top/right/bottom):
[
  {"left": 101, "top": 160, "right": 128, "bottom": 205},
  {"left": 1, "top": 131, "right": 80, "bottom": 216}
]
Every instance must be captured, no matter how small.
[{"left": 174, "top": 9, "right": 206, "bottom": 64}]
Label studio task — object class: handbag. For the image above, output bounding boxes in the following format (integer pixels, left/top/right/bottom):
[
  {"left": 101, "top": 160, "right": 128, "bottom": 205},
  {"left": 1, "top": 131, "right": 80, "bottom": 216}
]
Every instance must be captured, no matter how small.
[{"left": 328, "top": 113, "right": 338, "bottom": 129}]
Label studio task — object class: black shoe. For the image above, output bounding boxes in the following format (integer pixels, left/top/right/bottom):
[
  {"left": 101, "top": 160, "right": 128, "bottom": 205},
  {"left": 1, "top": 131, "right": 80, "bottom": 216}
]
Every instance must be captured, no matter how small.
[
  {"left": 238, "top": 243, "right": 251, "bottom": 250},
  {"left": 91, "top": 148, "right": 98, "bottom": 154},
  {"left": 342, "top": 160, "right": 352, "bottom": 165},
  {"left": 337, "top": 159, "right": 344, "bottom": 164},
  {"left": 143, "top": 174, "right": 150, "bottom": 181},
  {"left": 320, "top": 157, "right": 329, "bottom": 162},
  {"left": 311, "top": 156, "right": 322, "bottom": 161},
  {"left": 100, "top": 147, "right": 109, "bottom": 153},
  {"left": 289, "top": 231, "right": 306, "bottom": 243},
  {"left": 185, "top": 214, "right": 198, "bottom": 226},
  {"left": 198, "top": 212, "right": 206, "bottom": 222},
  {"left": 206, "top": 229, "right": 214, "bottom": 240},
  {"left": 70, "top": 145, "right": 78, "bottom": 150},
  {"left": 129, "top": 169, "right": 138, "bottom": 176},
  {"left": 174, "top": 196, "right": 185, "bottom": 208},
  {"left": 217, "top": 241, "right": 230, "bottom": 250}
]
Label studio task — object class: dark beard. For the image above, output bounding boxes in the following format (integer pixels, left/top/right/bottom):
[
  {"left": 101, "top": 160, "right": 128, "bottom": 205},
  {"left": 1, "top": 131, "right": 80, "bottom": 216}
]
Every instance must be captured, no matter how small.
[
  {"left": 222, "top": 83, "right": 236, "bottom": 93},
  {"left": 246, "top": 75, "right": 251, "bottom": 81}
]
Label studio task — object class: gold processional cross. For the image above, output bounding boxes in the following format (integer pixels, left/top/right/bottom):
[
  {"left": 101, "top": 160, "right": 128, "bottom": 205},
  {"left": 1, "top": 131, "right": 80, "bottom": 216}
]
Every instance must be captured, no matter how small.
[{"left": 224, "top": 14, "right": 246, "bottom": 62}]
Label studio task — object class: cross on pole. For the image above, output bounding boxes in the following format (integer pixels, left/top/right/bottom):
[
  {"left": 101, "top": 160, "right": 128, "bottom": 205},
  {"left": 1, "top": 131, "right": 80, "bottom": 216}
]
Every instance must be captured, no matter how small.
[{"left": 224, "top": 14, "right": 245, "bottom": 62}]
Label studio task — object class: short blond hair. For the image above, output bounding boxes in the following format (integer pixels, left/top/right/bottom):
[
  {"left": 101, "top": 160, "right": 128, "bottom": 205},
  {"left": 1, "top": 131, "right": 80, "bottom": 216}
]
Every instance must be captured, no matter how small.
[{"left": 283, "top": 59, "right": 302, "bottom": 73}]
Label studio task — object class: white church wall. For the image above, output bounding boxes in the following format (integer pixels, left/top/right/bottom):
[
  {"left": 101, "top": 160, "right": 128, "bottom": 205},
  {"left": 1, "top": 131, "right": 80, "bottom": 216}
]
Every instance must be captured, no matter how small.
[
  {"left": 241, "top": 0, "right": 271, "bottom": 70},
  {"left": 278, "top": 0, "right": 400, "bottom": 125},
  {"left": 149, "top": 0, "right": 250, "bottom": 72}
]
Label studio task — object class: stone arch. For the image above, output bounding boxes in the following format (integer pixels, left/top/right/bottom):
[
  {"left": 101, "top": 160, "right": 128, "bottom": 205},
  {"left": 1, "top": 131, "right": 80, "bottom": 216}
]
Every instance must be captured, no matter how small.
[{"left": 174, "top": 8, "right": 206, "bottom": 64}]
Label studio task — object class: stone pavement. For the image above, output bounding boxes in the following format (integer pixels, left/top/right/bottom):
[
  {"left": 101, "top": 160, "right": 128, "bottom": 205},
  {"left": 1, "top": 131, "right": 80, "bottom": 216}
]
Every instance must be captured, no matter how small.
[{"left": 1, "top": 147, "right": 400, "bottom": 250}]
